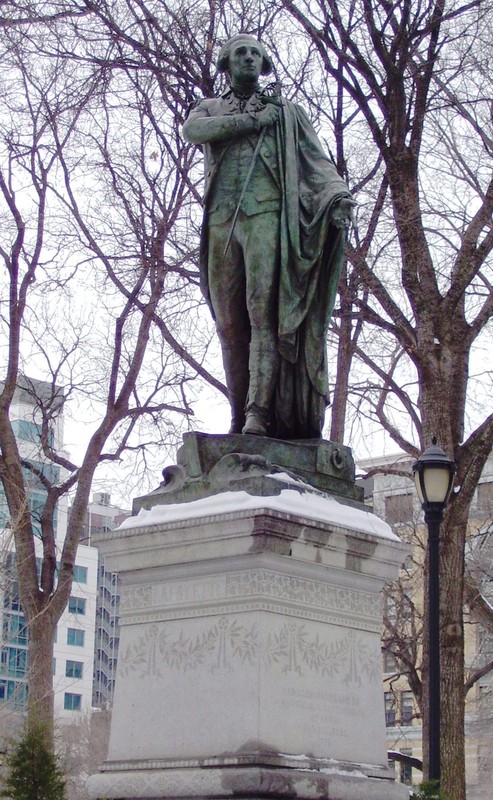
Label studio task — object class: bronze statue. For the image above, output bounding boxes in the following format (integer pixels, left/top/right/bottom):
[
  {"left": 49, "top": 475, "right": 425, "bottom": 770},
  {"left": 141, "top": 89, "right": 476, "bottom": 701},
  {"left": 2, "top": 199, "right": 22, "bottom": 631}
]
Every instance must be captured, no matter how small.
[{"left": 183, "top": 34, "right": 354, "bottom": 439}]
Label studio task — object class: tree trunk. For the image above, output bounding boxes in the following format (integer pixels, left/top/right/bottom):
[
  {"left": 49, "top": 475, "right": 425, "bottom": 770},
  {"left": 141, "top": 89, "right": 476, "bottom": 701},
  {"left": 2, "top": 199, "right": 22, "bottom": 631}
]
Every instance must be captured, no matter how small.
[
  {"left": 26, "top": 611, "right": 56, "bottom": 750},
  {"left": 440, "top": 506, "right": 467, "bottom": 800},
  {"left": 419, "top": 361, "right": 468, "bottom": 800}
]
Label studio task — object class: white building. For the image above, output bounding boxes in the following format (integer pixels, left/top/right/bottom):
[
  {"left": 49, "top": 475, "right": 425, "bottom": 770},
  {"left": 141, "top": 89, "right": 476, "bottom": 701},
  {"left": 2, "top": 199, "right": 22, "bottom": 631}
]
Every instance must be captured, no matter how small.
[
  {"left": 77, "top": 492, "right": 130, "bottom": 709},
  {"left": 0, "top": 377, "right": 98, "bottom": 718},
  {"left": 53, "top": 542, "right": 98, "bottom": 717}
]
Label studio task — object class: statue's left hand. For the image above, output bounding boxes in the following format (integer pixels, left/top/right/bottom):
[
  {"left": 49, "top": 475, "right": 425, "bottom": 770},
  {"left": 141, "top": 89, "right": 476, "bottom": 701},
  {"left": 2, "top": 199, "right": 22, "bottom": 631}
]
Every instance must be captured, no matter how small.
[{"left": 330, "top": 197, "right": 356, "bottom": 230}]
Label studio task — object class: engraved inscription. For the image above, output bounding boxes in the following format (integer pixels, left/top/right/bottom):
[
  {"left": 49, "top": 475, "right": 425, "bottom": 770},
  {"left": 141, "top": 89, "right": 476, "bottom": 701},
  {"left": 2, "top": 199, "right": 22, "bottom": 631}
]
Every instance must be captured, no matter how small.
[{"left": 154, "top": 577, "right": 227, "bottom": 606}]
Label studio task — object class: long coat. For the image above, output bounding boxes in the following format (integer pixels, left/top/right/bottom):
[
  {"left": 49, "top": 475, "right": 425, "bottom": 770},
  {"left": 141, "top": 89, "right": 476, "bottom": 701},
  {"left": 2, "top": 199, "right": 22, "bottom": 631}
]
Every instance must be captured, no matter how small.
[{"left": 189, "top": 90, "right": 352, "bottom": 439}]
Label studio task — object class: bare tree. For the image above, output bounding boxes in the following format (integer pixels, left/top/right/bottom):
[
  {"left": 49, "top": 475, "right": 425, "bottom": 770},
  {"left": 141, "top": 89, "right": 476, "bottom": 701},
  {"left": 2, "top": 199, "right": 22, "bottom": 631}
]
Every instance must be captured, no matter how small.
[
  {"left": 266, "top": 2, "right": 493, "bottom": 796},
  {"left": 82, "top": 8, "right": 493, "bottom": 795},
  {"left": 2, "top": 8, "right": 492, "bottom": 796},
  {"left": 0, "top": 6, "right": 220, "bottom": 747}
]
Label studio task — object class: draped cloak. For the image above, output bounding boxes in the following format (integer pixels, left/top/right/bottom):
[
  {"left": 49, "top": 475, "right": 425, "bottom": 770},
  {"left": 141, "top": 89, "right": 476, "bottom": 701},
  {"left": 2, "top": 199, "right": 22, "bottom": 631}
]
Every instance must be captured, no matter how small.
[{"left": 197, "top": 95, "right": 351, "bottom": 439}]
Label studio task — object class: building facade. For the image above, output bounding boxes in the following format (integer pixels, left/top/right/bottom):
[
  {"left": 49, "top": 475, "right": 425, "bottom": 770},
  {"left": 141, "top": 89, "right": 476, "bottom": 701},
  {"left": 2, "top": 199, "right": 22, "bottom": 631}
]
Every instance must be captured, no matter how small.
[
  {"left": 358, "top": 451, "right": 493, "bottom": 797},
  {"left": 78, "top": 492, "right": 130, "bottom": 709}
]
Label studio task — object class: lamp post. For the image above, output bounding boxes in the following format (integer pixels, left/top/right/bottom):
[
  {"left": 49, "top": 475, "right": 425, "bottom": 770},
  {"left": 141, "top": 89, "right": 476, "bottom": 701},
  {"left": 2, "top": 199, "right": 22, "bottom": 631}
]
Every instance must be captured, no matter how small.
[{"left": 413, "top": 438, "right": 456, "bottom": 787}]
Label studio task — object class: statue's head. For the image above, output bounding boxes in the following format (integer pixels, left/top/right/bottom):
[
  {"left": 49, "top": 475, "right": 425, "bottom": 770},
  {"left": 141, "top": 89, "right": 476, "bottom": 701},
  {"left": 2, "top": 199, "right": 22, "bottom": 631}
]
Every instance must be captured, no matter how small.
[{"left": 216, "top": 34, "right": 273, "bottom": 77}]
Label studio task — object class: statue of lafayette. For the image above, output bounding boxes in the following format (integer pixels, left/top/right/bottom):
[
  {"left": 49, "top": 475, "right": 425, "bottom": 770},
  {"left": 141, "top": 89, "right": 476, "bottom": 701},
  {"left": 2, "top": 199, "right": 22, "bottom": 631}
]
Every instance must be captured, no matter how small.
[{"left": 183, "top": 34, "right": 354, "bottom": 439}]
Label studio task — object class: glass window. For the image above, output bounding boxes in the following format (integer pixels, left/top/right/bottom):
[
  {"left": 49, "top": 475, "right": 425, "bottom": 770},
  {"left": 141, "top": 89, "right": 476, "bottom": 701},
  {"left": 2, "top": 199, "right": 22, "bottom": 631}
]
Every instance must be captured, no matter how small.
[
  {"left": 385, "top": 493, "right": 413, "bottom": 525},
  {"left": 477, "top": 627, "right": 493, "bottom": 667},
  {"left": 400, "top": 691, "right": 414, "bottom": 724},
  {"left": 64, "top": 692, "right": 82, "bottom": 711},
  {"left": 477, "top": 482, "right": 493, "bottom": 514},
  {"left": 0, "top": 679, "right": 28, "bottom": 709},
  {"left": 384, "top": 692, "right": 396, "bottom": 726},
  {"left": 68, "top": 596, "right": 86, "bottom": 615},
  {"left": 65, "top": 660, "right": 83, "bottom": 679},
  {"left": 2, "top": 614, "right": 28, "bottom": 646},
  {"left": 400, "top": 749, "right": 413, "bottom": 785},
  {"left": 67, "top": 628, "right": 84, "bottom": 647},
  {"left": 383, "top": 595, "right": 397, "bottom": 622},
  {"left": 73, "top": 565, "right": 88, "bottom": 584},
  {"left": 383, "top": 650, "right": 397, "bottom": 674},
  {"left": 22, "top": 460, "right": 59, "bottom": 489},
  {"left": 1, "top": 647, "right": 28, "bottom": 678},
  {"left": 4, "top": 579, "right": 21, "bottom": 611},
  {"left": 29, "top": 491, "right": 47, "bottom": 537},
  {"left": 11, "top": 419, "right": 42, "bottom": 443}
]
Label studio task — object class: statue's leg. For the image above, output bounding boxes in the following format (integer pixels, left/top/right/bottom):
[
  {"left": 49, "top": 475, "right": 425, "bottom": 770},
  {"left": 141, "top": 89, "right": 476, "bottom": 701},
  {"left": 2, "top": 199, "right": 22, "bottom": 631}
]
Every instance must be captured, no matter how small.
[
  {"left": 241, "top": 211, "right": 280, "bottom": 436},
  {"left": 208, "top": 220, "right": 250, "bottom": 434},
  {"left": 220, "top": 341, "right": 250, "bottom": 433}
]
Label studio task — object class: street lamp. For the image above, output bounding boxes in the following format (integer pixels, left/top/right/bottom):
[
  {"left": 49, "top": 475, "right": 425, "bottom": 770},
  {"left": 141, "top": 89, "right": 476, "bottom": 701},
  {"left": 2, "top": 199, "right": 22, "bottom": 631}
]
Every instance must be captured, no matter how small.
[{"left": 413, "top": 438, "right": 456, "bottom": 787}]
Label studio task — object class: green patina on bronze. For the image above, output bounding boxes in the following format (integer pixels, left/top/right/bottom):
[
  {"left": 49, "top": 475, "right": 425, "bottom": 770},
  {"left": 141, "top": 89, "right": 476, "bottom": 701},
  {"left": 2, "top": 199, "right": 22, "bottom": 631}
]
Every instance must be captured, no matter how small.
[
  {"left": 183, "top": 34, "right": 353, "bottom": 440},
  {"left": 132, "top": 432, "right": 364, "bottom": 513}
]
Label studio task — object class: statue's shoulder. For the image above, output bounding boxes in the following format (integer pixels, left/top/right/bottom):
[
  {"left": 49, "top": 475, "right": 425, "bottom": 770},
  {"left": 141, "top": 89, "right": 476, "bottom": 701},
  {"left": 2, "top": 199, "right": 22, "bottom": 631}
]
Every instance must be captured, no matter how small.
[{"left": 186, "top": 94, "right": 227, "bottom": 118}]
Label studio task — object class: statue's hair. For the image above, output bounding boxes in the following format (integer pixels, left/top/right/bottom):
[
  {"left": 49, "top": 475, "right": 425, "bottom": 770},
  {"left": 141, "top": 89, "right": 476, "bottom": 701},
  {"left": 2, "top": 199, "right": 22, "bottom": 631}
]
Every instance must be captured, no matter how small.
[{"left": 216, "top": 34, "right": 273, "bottom": 76}]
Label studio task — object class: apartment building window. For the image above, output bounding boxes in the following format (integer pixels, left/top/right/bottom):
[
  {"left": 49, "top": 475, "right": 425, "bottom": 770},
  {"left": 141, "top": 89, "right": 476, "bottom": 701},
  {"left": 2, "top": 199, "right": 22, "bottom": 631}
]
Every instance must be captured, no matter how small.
[
  {"left": 477, "top": 482, "right": 493, "bottom": 514},
  {"left": 383, "top": 650, "right": 397, "bottom": 673},
  {"left": 400, "top": 691, "right": 414, "bottom": 724},
  {"left": 65, "top": 660, "right": 83, "bottom": 679},
  {"left": 67, "top": 628, "right": 85, "bottom": 647},
  {"left": 383, "top": 595, "right": 397, "bottom": 622},
  {"left": 73, "top": 565, "right": 88, "bottom": 584},
  {"left": 3, "top": 579, "right": 21, "bottom": 611},
  {"left": 0, "top": 679, "right": 28, "bottom": 709},
  {"left": 1, "top": 646, "right": 27, "bottom": 678},
  {"left": 400, "top": 749, "right": 413, "bottom": 785},
  {"left": 3, "top": 615, "right": 27, "bottom": 646},
  {"left": 476, "top": 628, "right": 493, "bottom": 671},
  {"left": 64, "top": 692, "right": 82, "bottom": 711},
  {"left": 11, "top": 419, "right": 55, "bottom": 447},
  {"left": 400, "top": 591, "right": 414, "bottom": 621},
  {"left": 68, "top": 596, "right": 86, "bottom": 615},
  {"left": 384, "top": 692, "right": 396, "bottom": 726},
  {"left": 384, "top": 493, "right": 413, "bottom": 525}
]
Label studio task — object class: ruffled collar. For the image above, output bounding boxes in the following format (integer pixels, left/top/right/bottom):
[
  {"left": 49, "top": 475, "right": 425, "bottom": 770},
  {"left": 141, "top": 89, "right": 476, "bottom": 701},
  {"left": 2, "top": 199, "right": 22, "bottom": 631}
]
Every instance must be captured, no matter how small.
[{"left": 221, "top": 86, "right": 266, "bottom": 114}]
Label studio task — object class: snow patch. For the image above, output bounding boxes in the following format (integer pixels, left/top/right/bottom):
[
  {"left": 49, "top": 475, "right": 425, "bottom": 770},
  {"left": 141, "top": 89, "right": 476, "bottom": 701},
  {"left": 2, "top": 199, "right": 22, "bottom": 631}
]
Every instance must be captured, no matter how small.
[{"left": 119, "top": 488, "right": 399, "bottom": 541}]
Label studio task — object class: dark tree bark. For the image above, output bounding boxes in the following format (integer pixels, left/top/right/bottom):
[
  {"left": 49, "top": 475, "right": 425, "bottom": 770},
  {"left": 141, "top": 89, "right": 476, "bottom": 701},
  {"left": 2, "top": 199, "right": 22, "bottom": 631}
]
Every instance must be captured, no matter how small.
[{"left": 277, "top": 2, "right": 493, "bottom": 797}]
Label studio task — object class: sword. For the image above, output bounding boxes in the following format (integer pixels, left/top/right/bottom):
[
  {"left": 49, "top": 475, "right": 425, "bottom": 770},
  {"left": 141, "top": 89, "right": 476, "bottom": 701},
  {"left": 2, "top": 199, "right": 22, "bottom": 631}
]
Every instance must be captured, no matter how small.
[{"left": 223, "top": 82, "right": 282, "bottom": 256}]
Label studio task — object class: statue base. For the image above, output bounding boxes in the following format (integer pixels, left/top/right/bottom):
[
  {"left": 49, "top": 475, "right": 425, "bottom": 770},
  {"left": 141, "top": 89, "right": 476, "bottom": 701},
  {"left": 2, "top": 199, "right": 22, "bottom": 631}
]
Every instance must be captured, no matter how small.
[
  {"left": 89, "top": 764, "right": 408, "bottom": 800},
  {"left": 87, "top": 435, "right": 409, "bottom": 800},
  {"left": 132, "top": 432, "right": 364, "bottom": 510}
]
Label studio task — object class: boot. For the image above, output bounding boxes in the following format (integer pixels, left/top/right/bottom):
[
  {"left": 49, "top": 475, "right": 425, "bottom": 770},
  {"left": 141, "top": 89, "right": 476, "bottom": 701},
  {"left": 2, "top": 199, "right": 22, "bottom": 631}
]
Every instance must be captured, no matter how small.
[
  {"left": 242, "top": 410, "right": 268, "bottom": 436},
  {"left": 242, "top": 340, "right": 279, "bottom": 436},
  {"left": 220, "top": 343, "right": 250, "bottom": 434}
]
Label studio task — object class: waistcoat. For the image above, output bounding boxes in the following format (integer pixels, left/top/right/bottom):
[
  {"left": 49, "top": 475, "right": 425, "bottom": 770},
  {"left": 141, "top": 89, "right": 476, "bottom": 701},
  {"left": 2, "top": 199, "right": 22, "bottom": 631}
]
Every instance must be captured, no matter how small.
[{"left": 207, "top": 100, "right": 281, "bottom": 225}]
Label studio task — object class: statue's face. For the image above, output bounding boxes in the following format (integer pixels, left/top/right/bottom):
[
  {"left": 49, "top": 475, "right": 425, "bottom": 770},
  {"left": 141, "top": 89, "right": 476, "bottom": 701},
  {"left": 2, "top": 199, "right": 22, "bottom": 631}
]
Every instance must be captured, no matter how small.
[{"left": 229, "top": 41, "right": 263, "bottom": 85}]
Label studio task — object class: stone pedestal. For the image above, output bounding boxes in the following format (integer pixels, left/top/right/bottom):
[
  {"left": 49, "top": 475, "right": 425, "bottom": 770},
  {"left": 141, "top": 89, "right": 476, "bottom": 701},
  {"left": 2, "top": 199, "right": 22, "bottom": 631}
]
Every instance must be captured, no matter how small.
[{"left": 87, "top": 435, "right": 409, "bottom": 800}]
